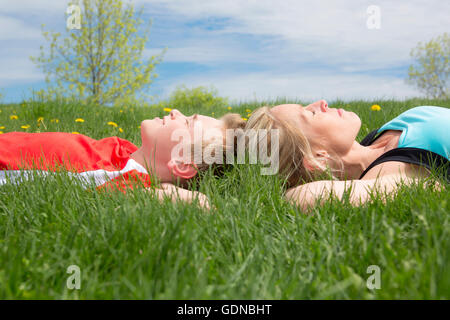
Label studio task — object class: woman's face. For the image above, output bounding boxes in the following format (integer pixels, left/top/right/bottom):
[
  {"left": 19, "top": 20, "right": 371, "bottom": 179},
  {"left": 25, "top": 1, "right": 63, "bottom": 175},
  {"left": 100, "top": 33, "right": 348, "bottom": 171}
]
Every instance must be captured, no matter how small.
[
  {"left": 270, "top": 100, "right": 361, "bottom": 156},
  {"left": 140, "top": 109, "right": 224, "bottom": 166}
]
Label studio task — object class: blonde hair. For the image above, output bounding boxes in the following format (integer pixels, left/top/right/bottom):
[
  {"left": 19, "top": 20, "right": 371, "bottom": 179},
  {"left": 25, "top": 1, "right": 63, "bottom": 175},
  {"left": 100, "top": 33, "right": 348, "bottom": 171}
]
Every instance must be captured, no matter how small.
[
  {"left": 188, "top": 113, "right": 246, "bottom": 174},
  {"left": 245, "top": 106, "right": 344, "bottom": 187}
]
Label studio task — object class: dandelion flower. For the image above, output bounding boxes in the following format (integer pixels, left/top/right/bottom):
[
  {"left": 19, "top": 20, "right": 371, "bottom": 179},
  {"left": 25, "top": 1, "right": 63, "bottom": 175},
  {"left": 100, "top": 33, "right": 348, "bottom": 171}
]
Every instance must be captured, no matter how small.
[
  {"left": 371, "top": 104, "right": 381, "bottom": 111},
  {"left": 21, "top": 125, "right": 30, "bottom": 129},
  {"left": 242, "top": 117, "right": 248, "bottom": 121},
  {"left": 37, "top": 117, "right": 44, "bottom": 122},
  {"left": 10, "top": 115, "right": 18, "bottom": 120},
  {"left": 50, "top": 119, "right": 59, "bottom": 123},
  {"left": 75, "top": 118, "right": 85, "bottom": 122},
  {"left": 227, "top": 106, "right": 232, "bottom": 110},
  {"left": 119, "top": 128, "right": 123, "bottom": 133},
  {"left": 163, "top": 108, "right": 172, "bottom": 112},
  {"left": 0, "top": 131, "right": 3, "bottom": 134},
  {"left": 0, "top": 126, "right": 5, "bottom": 130},
  {"left": 245, "top": 109, "right": 252, "bottom": 113},
  {"left": 72, "top": 131, "right": 80, "bottom": 134},
  {"left": 107, "top": 121, "right": 118, "bottom": 127}
]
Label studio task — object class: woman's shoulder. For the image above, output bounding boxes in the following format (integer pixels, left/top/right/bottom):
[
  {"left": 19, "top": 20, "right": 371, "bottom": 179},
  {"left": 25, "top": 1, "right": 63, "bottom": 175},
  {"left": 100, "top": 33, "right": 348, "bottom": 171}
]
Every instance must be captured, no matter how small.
[{"left": 360, "top": 161, "right": 430, "bottom": 180}]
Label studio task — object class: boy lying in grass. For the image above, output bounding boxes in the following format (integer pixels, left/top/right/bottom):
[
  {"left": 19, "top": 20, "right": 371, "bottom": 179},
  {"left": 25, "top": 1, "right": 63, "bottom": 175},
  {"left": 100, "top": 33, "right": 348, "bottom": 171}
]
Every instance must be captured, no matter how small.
[{"left": 0, "top": 109, "right": 245, "bottom": 209}]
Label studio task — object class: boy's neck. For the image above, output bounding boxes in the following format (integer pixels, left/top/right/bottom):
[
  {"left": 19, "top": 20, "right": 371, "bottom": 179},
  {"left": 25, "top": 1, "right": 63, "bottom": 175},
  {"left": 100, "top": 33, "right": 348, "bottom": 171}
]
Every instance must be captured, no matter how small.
[{"left": 130, "top": 148, "right": 155, "bottom": 176}]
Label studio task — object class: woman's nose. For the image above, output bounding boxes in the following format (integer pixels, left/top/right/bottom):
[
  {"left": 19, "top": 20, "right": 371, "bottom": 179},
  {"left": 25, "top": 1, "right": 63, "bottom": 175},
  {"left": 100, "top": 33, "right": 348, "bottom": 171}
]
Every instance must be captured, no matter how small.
[{"left": 319, "top": 100, "right": 328, "bottom": 112}]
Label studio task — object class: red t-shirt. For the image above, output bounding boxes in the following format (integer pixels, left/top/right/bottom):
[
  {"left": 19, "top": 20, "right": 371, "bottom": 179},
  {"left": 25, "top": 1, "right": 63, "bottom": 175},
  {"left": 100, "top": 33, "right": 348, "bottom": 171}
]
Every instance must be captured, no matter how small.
[{"left": 0, "top": 132, "right": 151, "bottom": 192}]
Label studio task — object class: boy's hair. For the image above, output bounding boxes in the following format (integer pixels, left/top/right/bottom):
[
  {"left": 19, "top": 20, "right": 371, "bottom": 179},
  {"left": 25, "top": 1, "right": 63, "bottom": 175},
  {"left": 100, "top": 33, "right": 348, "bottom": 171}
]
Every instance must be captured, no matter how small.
[{"left": 182, "top": 113, "right": 247, "bottom": 188}]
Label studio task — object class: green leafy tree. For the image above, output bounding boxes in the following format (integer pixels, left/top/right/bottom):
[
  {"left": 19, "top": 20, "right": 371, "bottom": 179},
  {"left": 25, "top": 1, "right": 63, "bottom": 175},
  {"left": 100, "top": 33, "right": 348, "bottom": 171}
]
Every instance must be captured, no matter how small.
[
  {"left": 31, "top": 0, "right": 164, "bottom": 106},
  {"left": 168, "top": 85, "right": 228, "bottom": 111},
  {"left": 407, "top": 33, "right": 449, "bottom": 99}
]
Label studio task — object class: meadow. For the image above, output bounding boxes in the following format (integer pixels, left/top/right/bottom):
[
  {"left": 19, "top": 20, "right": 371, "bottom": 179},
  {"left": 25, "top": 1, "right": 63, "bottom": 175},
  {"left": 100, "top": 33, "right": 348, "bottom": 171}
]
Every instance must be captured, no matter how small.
[{"left": 0, "top": 96, "right": 448, "bottom": 299}]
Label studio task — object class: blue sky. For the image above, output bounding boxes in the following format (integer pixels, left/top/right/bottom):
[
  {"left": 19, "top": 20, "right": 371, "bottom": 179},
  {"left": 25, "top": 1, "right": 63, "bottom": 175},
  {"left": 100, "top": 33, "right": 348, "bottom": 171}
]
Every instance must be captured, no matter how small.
[{"left": 0, "top": 0, "right": 449, "bottom": 103}]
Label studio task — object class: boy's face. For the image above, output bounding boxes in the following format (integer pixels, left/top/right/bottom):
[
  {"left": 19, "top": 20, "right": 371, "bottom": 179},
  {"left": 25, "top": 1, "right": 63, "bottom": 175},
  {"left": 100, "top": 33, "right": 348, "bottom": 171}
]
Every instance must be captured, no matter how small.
[{"left": 140, "top": 109, "right": 224, "bottom": 178}]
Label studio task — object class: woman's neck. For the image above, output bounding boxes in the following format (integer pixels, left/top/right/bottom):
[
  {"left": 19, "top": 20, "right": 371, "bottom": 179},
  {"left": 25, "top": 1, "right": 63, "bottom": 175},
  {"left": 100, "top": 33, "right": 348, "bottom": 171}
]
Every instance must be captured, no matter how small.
[{"left": 339, "top": 139, "right": 392, "bottom": 180}]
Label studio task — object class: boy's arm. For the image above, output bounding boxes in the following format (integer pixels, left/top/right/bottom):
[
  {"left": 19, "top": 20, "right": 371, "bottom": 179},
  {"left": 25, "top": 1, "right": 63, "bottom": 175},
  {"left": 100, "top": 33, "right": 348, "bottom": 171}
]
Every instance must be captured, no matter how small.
[
  {"left": 146, "top": 183, "right": 211, "bottom": 210},
  {"left": 285, "top": 175, "right": 422, "bottom": 212}
]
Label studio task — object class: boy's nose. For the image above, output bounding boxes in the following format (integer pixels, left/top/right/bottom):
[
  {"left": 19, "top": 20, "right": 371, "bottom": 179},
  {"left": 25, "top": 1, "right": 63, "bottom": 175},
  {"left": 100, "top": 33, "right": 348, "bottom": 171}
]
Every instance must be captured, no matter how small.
[{"left": 170, "top": 109, "right": 183, "bottom": 119}]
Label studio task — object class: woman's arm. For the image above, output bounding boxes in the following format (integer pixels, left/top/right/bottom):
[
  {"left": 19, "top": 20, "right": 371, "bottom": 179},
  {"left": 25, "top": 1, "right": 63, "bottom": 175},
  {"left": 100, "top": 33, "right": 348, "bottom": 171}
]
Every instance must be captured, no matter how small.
[
  {"left": 146, "top": 183, "right": 211, "bottom": 210},
  {"left": 285, "top": 175, "right": 425, "bottom": 212}
]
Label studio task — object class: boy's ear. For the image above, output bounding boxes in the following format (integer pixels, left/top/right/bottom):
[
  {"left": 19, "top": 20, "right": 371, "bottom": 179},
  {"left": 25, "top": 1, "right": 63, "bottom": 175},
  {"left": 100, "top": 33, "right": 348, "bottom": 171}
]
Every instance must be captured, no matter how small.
[{"left": 167, "top": 159, "right": 198, "bottom": 180}]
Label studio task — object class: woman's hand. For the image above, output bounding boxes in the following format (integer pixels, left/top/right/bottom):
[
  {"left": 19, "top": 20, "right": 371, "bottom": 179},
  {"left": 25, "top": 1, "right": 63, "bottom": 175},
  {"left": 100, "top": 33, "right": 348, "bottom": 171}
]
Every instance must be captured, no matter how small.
[{"left": 148, "top": 183, "right": 211, "bottom": 210}]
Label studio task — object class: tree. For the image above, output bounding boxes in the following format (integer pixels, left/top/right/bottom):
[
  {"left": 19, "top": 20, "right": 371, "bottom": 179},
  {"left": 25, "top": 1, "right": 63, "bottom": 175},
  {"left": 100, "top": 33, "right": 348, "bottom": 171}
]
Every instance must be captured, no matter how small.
[
  {"left": 31, "top": 0, "right": 165, "bottom": 106},
  {"left": 407, "top": 33, "right": 449, "bottom": 99}
]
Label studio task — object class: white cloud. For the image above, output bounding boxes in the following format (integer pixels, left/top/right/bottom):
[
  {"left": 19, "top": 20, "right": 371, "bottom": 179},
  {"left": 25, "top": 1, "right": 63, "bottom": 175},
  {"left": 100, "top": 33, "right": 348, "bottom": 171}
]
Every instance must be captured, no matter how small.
[
  {"left": 0, "top": 0, "right": 68, "bottom": 15},
  {"left": 138, "top": 0, "right": 449, "bottom": 70},
  {"left": 0, "top": 14, "right": 42, "bottom": 40},
  {"left": 155, "top": 70, "right": 422, "bottom": 102},
  {"left": 0, "top": 48, "right": 44, "bottom": 86}
]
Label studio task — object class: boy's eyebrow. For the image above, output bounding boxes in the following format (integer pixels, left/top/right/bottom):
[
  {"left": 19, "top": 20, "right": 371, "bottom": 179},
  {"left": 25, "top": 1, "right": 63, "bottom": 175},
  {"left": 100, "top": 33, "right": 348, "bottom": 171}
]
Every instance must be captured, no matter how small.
[{"left": 187, "top": 116, "right": 195, "bottom": 128}]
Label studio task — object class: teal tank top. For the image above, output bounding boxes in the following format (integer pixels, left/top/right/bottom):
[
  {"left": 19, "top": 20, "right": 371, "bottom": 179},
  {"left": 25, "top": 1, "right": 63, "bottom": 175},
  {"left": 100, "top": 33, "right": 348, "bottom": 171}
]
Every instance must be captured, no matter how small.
[{"left": 376, "top": 106, "right": 450, "bottom": 160}]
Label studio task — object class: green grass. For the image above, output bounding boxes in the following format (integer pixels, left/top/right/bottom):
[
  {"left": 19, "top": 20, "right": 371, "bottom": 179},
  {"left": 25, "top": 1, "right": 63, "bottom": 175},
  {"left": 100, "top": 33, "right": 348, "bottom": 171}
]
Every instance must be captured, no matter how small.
[{"left": 0, "top": 98, "right": 449, "bottom": 299}]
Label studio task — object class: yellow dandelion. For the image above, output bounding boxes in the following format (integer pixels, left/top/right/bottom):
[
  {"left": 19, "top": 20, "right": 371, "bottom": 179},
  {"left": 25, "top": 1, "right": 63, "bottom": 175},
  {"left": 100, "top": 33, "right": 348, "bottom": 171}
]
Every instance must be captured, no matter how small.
[
  {"left": 119, "top": 128, "right": 123, "bottom": 133},
  {"left": 242, "top": 117, "right": 248, "bottom": 121},
  {"left": 247, "top": 113, "right": 252, "bottom": 117},
  {"left": 163, "top": 107, "right": 172, "bottom": 112},
  {"left": 371, "top": 104, "right": 381, "bottom": 111},
  {"left": 245, "top": 109, "right": 252, "bottom": 113},
  {"left": 50, "top": 118, "right": 59, "bottom": 123},
  {"left": 37, "top": 117, "right": 44, "bottom": 122},
  {"left": 0, "top": 126, "right": 5, "bottom": 130},
  {"left": 119, "top": 110, "right": 123, "bottom": 113},
  {"left": 138, "top": 125, "right": 141, "bottom": 129},
  {"left": 75, "top": 118, "right": 85, "bottom": 122},
  {"left": 21, "top": 125, "right": 30, "bottom": 129},
  {"left": 227, "top": 106, "right": 232, "bottom": 110},
  {"left": 0, "top": 131, "right": 3, "bottom": 134},
  {"left": 107, "top": 121, "right": 118, "bottom": 127},
  {"left": 10, "top": 115, "right": 18, "bottom": 120},
  {"left": 72, "top": 131, "right": 80, "bottom": 134}
]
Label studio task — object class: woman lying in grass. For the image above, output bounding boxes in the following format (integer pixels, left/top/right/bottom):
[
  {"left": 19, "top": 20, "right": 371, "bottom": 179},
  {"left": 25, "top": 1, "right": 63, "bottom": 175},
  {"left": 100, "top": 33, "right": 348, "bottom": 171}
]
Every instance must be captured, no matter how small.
[
  {"left": 0, "top": 109, "right": 245, "bottom": 209},
  {"left": 246, "top": 100, "right": 449, "bottom": 212}
]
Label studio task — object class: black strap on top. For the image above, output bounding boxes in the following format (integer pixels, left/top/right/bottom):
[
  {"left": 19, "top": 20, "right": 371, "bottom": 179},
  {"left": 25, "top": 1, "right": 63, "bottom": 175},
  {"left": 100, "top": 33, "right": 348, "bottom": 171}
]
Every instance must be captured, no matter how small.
[{"left": 358, "top": 129, "right": 450, "bottom": 181}]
